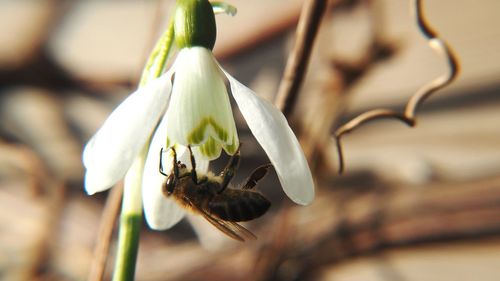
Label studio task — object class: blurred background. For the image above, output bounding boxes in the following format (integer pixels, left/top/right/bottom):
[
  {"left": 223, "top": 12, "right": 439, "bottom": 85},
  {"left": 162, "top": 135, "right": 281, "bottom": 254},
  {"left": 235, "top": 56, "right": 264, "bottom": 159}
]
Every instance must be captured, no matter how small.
[{"left": 1, "top": 0, "right": 500, "bottom": 280}]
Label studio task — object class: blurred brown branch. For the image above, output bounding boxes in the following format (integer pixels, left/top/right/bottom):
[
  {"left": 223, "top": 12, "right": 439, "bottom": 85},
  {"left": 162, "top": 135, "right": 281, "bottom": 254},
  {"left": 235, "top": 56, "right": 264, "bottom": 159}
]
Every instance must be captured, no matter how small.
[
  {"left": 263, "top": 175, "right": 500, "bottom": 280},
  {"left": 274, "top": 0, "right": 327, "bottom": 117},
  {"left": 88, "top": 183, "right": 123, "bottom": 281},
  {"left": 140, "top": 175, "right": 500, "bottom": 281}
]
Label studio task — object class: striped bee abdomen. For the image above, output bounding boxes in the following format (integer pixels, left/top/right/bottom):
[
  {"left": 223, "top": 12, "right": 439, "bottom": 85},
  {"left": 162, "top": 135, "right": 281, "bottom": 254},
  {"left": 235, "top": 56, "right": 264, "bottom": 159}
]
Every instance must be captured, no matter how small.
[{"left": 208, "top": 189, "right": 271, "bottom": 222}]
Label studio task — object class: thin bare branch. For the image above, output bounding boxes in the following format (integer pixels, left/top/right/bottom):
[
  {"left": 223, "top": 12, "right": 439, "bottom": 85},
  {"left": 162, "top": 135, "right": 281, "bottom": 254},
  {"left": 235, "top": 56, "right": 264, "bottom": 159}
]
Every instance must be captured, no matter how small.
[
  {"left": 334, "top": 0, "right": 460, "bottom": 173},
  {"left": 88, "top": 183, "right": 124, "bottom": 281},
  {"left": 404, "top": 0, "right": 460, "bottom": 119},
  {"left": 274, "top": 0, "right": 327, "bottom": 117}
]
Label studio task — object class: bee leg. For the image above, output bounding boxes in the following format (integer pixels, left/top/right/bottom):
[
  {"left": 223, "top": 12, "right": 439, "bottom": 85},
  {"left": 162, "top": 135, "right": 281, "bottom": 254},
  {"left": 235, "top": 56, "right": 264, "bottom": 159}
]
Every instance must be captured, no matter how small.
[
  {"left": 159, "top": 147, "right": 169, "bottom": 177},
  {"left": 218, "top": 145, "right": 241, "bottom": 193},
  {"left": 187, "top": 145, "right": 198, "bottom": 184},
  {"left": 170, "top": 146, "right": 179, "bottom": 179},
  {"left": 242, "top": 163, "right": 273, "bottom": 190},
  {"left": 162, "top": 147, "right": 179, "bottom": 196}
]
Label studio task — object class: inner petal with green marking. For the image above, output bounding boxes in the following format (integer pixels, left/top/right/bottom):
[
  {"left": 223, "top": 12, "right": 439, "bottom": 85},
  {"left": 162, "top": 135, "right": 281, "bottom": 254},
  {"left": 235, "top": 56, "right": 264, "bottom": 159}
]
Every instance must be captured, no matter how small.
[
  {"left": 165, "top": 46, "right": 239, "bottom": 160},
  {"left": 187, "top": 116, "right": 229, "bottom": 145},
  {"left": 187, "top": 117, "right": 239, "bottom": 158}
]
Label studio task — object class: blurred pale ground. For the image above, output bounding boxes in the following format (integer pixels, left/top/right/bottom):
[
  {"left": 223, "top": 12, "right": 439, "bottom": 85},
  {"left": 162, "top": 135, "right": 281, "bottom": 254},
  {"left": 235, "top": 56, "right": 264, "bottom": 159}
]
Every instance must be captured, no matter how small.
[{"left": 1, "top": 0, "right": 500, "bottom": 280}]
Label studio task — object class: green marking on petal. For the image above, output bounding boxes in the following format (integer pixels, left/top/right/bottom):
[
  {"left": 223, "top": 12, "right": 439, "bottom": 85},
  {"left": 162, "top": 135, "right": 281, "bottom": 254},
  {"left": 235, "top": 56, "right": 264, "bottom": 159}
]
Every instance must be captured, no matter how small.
[
  {"left": 198, "top": 136, "right": 221, "bottom": 158},
  {"left": 186, "top": 116, "right": 230, "bottom": 145},
  {"left": 223, "top": 135, "right": 239, "bottom": 155},
  {"left": 165, "top": 137, "right": 171, "bottom": 149}
]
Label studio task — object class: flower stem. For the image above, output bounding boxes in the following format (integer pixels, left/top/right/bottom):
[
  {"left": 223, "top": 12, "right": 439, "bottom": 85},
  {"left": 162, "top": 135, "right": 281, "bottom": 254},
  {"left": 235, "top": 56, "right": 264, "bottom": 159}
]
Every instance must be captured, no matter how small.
[
  {"left": 112, "top": 148, "right": 147, "bottom": 281},
  {"left": 112, "top": 214, "right": 142, "bottom": 281},
  {"left": 112, "top": 19, "right": 176, "bottom": 280},
  {"left": 140, "top": 19, "right": 175, "bottom": 87}
]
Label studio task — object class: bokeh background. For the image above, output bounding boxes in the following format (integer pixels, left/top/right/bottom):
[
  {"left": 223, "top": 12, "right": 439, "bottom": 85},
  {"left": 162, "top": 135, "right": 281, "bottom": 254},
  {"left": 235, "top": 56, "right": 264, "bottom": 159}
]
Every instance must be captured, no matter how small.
[{"left": 1, "top": 0, "right": 500, "bottom": 280}]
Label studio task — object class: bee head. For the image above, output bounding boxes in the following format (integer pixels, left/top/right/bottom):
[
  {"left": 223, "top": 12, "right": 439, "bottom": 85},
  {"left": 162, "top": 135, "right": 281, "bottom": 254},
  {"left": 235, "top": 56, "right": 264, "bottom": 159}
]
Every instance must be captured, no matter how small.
[{"left": 176, "top": 161, "right": 190, "bottom": 177}]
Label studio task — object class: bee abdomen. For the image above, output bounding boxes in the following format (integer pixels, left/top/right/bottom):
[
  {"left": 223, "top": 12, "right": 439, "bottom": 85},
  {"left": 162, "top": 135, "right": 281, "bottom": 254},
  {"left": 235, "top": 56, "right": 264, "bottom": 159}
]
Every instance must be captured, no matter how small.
[{"left": 209, "top": 191, "right": 271, "bottom": 222}]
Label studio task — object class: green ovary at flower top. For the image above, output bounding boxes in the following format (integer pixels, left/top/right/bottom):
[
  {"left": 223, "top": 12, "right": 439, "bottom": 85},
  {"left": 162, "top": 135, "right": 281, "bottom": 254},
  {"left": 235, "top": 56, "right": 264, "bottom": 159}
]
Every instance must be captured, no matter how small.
[
  {"left": 174, "top": 0, "right": 216, "bottom": 50},
  {"left": 82, "top": 0, "right": 314, "bottom": 231}
]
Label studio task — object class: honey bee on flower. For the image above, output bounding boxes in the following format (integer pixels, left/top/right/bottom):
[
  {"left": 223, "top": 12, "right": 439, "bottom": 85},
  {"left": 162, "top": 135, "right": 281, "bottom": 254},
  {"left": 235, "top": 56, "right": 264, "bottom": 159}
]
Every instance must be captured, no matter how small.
[{"left": 82, "top": 0, "right": 314, "bottom": 231}]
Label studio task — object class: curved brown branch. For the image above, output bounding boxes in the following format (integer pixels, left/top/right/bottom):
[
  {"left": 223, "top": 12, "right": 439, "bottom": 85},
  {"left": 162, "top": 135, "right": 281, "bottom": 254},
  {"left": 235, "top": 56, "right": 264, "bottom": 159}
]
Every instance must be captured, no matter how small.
[
  {"left": 334, "top": 109, "right": 413, "bottom": 173},
  {"left": 334, "top": 0, "right": 460, "bottom": 174}
]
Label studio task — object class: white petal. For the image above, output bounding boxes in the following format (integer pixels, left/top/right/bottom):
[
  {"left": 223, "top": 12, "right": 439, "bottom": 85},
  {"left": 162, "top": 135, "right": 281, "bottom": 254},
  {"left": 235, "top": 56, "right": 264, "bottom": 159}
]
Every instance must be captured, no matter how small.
[
  {"left": 224, "top": 71, "right": 314, "bottom": 205},
  {"left": 83, "top": 73, "right": 172, "bottom": 195},
  {"left": 142, "top": 116, "right": 185, "bottom": 230},
  {"left": 165, "top": 47, "right": 238, "bottom": 159},
  {"left": 188, "top": 145, "right": 210, "bottom": 174}
]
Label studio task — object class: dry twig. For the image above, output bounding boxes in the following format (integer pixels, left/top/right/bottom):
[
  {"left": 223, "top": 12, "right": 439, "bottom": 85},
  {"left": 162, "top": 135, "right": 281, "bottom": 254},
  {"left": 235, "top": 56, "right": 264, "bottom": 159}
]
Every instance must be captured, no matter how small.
[
  {"left": 274, "top": 0, "right": 327, "bottom": 117},
  {"left": 88, "top": 183, "right": 124, "bottom": 281}
]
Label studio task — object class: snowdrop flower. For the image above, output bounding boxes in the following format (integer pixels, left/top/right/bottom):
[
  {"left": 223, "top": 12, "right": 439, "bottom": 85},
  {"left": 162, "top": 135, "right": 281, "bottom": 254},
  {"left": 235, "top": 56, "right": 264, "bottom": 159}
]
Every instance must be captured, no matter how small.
[{"left": 83, "top": 0, "right": 314, "bottom": 231}]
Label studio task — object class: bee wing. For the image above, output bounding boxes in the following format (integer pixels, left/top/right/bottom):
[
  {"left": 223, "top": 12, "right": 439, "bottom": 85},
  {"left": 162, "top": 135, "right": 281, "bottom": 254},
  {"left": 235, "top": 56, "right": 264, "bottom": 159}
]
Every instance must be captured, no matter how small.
[
  {"left": 199, "top": 210, "right": 257, "bottom": 242},
  {"left": 181, "top": 195, "right": 256, "bottom": 241}
]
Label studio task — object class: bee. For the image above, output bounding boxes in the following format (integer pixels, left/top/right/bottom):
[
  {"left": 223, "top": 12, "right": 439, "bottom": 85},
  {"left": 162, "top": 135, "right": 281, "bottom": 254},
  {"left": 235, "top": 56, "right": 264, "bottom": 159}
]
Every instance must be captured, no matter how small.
[{"left": 159, "top": 145, "right": 272, "bottom": 241}]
